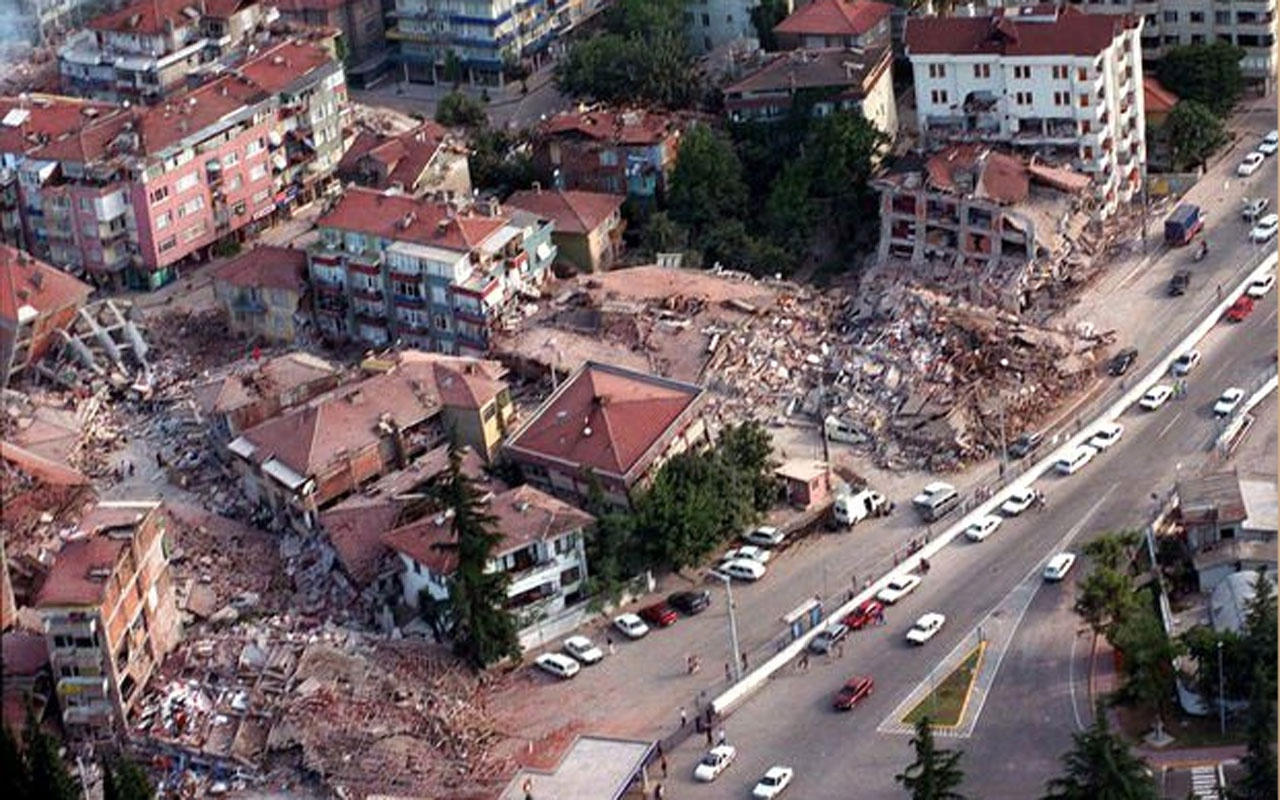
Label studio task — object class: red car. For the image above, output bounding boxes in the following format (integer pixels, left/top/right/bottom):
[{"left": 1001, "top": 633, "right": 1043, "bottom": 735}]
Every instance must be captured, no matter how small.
[
  {"left": 843, "top": 599, "right": 884, "bottom": 631},
  {"left": 832, "top": 675, "right": 875, "bottom": 711},
  {"left": 1226, "top": 295, "right": 1255, "bottom": 322},
  {"left": 639, "top": 602, "right": 678, "bottom": 627}
]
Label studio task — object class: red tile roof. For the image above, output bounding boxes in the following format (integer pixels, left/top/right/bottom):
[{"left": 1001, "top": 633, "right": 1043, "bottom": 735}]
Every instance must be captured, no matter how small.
[
  {"left": 193, "top": 352, "right": 340, "bottom": 415},
  {"left": 0, "top": 96, "right": 124, "bottom": 160},
  {"left": 135, "top": 76, "right": 268, "bottom": 155},
  {"left": 88, "top": 0, "right": 206, "bottom": 35},
  {"left": 1143, "top": 76, "right": 1179, "bottom": 114},
  {"left": 320, "top": 499, "right": 403, "bottom": 584},
  {"left": 506, "top": 362, "right": 704, "bottom": 480},
  {"left": 316, "top": 187, "right": 508, "bottom": 254},
  {"left": 35, "top": 536, "right": 127, "bottom": 607},
  {"left": 1, "top": 440, "right": 91, "bottom": 487},
  {"left": 337, "top": 122, "right": 451, "bottom": 192},
  {"left": 505, "top": 189, "right": 625, "bottom": 236},
  {"left": 235, "top": 39, "right": 338, "bottom": 94},
  {"left": 0, "top": 245, "right": 93, "bottom": 326},
  {"left": 212, "top": 245, "right": 308, "bottom": 292},
  {"left": 774, "top": 0, "right": 892, "bottom": 37},
  {"left": 925, "top": 145, "right": 1030, "bottom": 204},
  {"left": 393, "top": 352, "right": 508, "bottom": 411},
  {"left": 905, "top": 6, "right": 1135, "bottom": 57},
  {"left": 538, "top": 109, "right": 683, "bottom": 146}
]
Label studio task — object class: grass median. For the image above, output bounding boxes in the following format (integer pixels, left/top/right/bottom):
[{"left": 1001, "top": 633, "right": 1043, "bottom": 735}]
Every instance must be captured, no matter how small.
[{"left": 903, "top": 644, "right": 985, "bottom": 728}]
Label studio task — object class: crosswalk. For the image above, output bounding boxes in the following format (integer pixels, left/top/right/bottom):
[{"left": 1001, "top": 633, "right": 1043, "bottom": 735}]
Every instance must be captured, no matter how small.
[{"left": 1189, "top": 765, "right": 1223, "bottom": 799}]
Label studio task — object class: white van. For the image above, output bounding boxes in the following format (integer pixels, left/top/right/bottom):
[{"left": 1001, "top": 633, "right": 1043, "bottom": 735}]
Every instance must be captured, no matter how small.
[
  {"left": 833, "top": 489, "right": 889, "bottom": 527},
  {"left": 1054, "top": 444, "right": 1098, "bottom": 475},
  {"left": 911, "top": 482, "right": 959, "bottom": 522}
]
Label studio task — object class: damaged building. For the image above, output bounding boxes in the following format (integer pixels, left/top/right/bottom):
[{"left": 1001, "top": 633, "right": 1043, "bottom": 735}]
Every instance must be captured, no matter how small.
[{"left": 0, "top": 244, "right": 94, "bottom": 391}]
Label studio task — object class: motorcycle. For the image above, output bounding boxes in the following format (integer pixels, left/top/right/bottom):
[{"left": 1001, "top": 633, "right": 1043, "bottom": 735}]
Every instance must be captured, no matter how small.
[{"left": 1193, "top": 240, "right": 1209, "bottom": 262}]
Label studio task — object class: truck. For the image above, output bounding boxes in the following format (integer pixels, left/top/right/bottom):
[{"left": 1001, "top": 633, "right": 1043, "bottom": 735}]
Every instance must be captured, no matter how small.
[
  {"left": 832, "top": 488, "right": 891, "bottom": 528},
  {"left": 1164, "top": 203, "right": 1204, "bottom": 246}
]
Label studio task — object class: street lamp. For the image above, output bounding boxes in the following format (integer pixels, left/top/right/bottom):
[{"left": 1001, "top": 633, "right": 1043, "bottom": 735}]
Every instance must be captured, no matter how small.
[
  {"left": 714, "top": 573, "right": 743, "bottom": 682},
  {"left": 1217, "top": 639, "right": 1226, "bottom": 736},
  {"left": 998, "top": 358, "right": 1010, "bottom": 476}
]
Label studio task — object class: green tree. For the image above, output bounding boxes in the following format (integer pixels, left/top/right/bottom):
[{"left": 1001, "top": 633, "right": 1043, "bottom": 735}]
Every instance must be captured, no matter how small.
[
  {"left": 1241, "top": 571, "right": 1277, "bottom": 693},
  {"left": 634, "top": 450, "right": 739, "bottom": 569},
  {"left": 23, "top": 725, "right": 78, "bottom": 800},
  {"left": 1111, "top": 597, "right": 1180, "bottom": 718},
  {"left": 1164, "top": 100, "right": 1228, "bottom": 171},
  {"left": 1156, "top": 42, "right": 1246, "bottom": 116},
  {"left": 102, "top": 754, "right": 154, "bottom": 800},
  {"left": 750, "top": 0, "right": 790, "bottom": 51},
  {"left": 802, "top": 111, "right": 888, "bottom": 247},
  {"left": 1234, "top": 664, "right": 1278, "bottom": 800},
  {"left": 1074, "top": 566, "right": 1138, "bottom": 640},
  {"left": 468, "top": 126, "right": 536, "bottom": 197},
  {"left": 895, "top": 717, "right": 968, "bottom": 800},
  {"left": 635, "top": 211, "right": 690, "bottom": 259},
  {"left": 554, "top": 0, "right": 695, "bottom": 107},
  {"left": 434, "top": 440, "right": 521, "bottom": 670},
  {"left": 715, "top": 421, "right": 779, "bottom": 512},
  {"left": 666, "top": 125, "right": 748, "bottom": 238},
  {"left": 763, "top": 160, "right": 816, "bottom": 257},
  {"left": 1081, "top": 530, "right": 1141, "bottom": 571},
  {"left": 1, "top": 724, "right": 31, "bottom": 800},
  {"left": 1181, "top": 625, "right": 1250, "bottom": 712},
  {"left": 435, "top": 91, "right": 488, "bottom": 129},
  {"left": 1042, "top": 709, "right": 1158, "bottom": 800}
]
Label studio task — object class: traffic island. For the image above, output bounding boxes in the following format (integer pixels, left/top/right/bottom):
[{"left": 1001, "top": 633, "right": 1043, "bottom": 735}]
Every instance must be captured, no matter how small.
[{"left": 902, "top": 643, "right": 986, "bottom": 728}]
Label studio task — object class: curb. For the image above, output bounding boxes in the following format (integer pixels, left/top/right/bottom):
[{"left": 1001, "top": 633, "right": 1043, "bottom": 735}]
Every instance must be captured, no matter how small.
[{"left": 927, "top": 641, "right": 987, "bottom": 732}]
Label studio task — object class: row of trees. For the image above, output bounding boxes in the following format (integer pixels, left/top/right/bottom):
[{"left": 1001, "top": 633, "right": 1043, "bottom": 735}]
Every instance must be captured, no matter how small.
[{"left": 1155, "top": 42, "right": 1244, "bottom": 171}]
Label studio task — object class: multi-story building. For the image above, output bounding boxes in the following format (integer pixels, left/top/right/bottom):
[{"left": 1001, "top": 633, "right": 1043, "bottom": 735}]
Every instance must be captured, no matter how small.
[
  {"left": 0, "top": 0, "right": 116, "bottom": 45},
  {"left": 772, "top": 0, "right": 892, "bottom": 51},
  {"left": 59, "top": 0, "right": 270, "bottom": 105},
  {"left": 273, "top": 0, "right": 389, "bottom": 84},
  {"left": 211, "top": 244, "right": 309, "bottom": 342},
  {"left": 906, "top": 5, "right": 1145, "bottom": 217},
  {"left": 193, "top": 350, "right": 344, "bottom": 444},
  {"left": 33, "top": 500, "right": 180, "bottom": 737},
  {"left": 505, "top": 187, "right": 626, "bottom": 273},
  {"left": 532, "top": 108, "right": 687, "bottom": 203},
  {"left": 685, "top": 0, "right": 783, "bottom": 54},
  {"left": 0, "top": 244, "right": 94, "bottom": 390},
  {"left": 336, "top": 121, "right": 473, "bottom": 198},
  {"left": 308, "top": 186, "right": 556, "bottom": 354}
]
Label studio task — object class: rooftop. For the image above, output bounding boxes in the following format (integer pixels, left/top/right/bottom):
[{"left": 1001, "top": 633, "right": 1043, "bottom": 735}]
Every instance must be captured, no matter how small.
[
  {"left": 0, "top": 440, "right": 91, "bottom": 488},
  {"left": 774, "top": 0, "right": 893, "bottom": 38},
  {"left": 499, "top": 736, "right": 655, "bottom": 800},
  {"left": 316, "top": 187, "right": 508, "bottom": 254},
  {"left": 192, "top": 351, "right": 341, "bottom": 416},
  {"left": 211, "top": 245, "right": 308, "bottom": 292},
  {"left": 1143, "top": 76, "right": 1179, "bottom": 114},
  {"left": 234, "top": 38, "right": 338, "bottom": 95},
  {"left": 88, "top": 0, "right": 211, "bottom": 35},
  {"left": 505, "top": 188, "right": 625, "bottom": 236},
  {"left": 1240, "top": 479, "right": 1278, "bottom": 534},
  {"left": 1178, "top": 471, "right": 1248, "bottom": 526},
  {"left": 35, "top": 535, "right": 128, "bottom": 607},
  {"left": 2, "top": 632, "right": 49, "bottom": 678},
  {"left": 378, "top": 351, "right": 510, "bottom": 411},
  {"left": 724, "top": 45, "right": 890, "bottom": 100},
  {"left": 0, "top": 244, "right": 93, "bottom": 327},
  {"left": 905, "top": 6, "right": 1136, "bottom": 58},
  {"left": 337, "top": 122, "right": 452, "bottom": 192},
  {"left": 538, "top": 108, "right": 683, "bottom": 146}
]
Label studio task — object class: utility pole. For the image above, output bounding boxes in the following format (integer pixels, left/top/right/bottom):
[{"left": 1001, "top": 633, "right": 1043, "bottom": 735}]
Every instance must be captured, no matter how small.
[
  {"left": 1217, "top": 639, "right": 1226, "bottom": 736},
  {"left": 997, "top": 358, "right": 1009, "bottom": 478},
  {"left": 716, "top": 573, "right": 742, "bottom": 682}
]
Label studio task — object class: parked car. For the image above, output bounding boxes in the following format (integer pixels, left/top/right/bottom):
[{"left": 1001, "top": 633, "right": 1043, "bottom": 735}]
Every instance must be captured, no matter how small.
[
  {"left": 1250, "top": 213, "right": 1279, "bottom": 243},
  {"left": 1054, "top": 444, "right": 1098, "bottom": 475},
  {"left": 809, "top": 622, "right": 850, "bottom": 654},
  {"left": 1171, "top": 350, "right": 1201, "bottom": 376},
  {"left": 1043, "top": 553, "right": 1077, "bottom": 582},
  {"left": 638, "top": 601, "right": 678, "bottom": 628},
  {"left": 911, "top": 481, "right": 960, "bottom": 521},
  {"left": 1107, "top": 347, "right": 1139, "bottom": 376},
  {"left": 1238, "top": 151, "right": 1266, "bottom": 176},
  {"left": 693, "top": 744, "right": 737, "bottom": 782},
  {"left": 963, "top": 515, "right": 1003, "bottom": 543},
  {"left": 1168, "top": 270, "right": 1192, "bottom": 296},
  {"left": 1000, "top": 486, "right": 1040, "bottom": 516},
  {"left": 722, "top": 545, "right": 772, "bottom": 565},
  {"left": 613, "top": 613, "right": 650, "bottom": 640},
  {"left": 1243, "top": 197, "right": 1272, "bottom": 221},
  {"left": 668, "top": 590, "right": 711, "bottom": 615},
  {"left": 719, "top": 558, "right": 767, "bottom": 582},
  {"left": 1214, "top": 387, "right": 1245, "bottom": 417},
  {"left": 535, "top": 652, "right": 581, "bottom": 679},
  {"left": 752, "top": 766, "right": 795, "bottom": 799},
  {"left": 1007, "top": 431, "right": 1044, "bottom": 460},
  {"left": 1088, "top": 421, "right": 1124, "bottom": 451},
  {"left": 1226, "top": 295, "right": 1255, "bottom": 322},
  {"left": 906, "top": 612, "right": 947, "bottom": 645},
  {"left": 832, "top": 675, "right": 875, "bottom": 711},
  {"left": 1260, "top": 130, "right": 1280, "bottom": 156},
  {"left": 876, "top": 574, "right": 923, "bottom": 604},
  {"left": 843, "top": 598, "right": 885, "bottom": 630},
  {"left": 742, "top": 526, "right": 786, "bottom": 548},
  {"left": 562, "top": 635, "right": 603, "bottom": 665},
  {"left": 1247, "top": 273, "right": 1276, "bottom": 298},
  {"left": 1139, "top": 385, "right": 1174, "bottom": 410}
]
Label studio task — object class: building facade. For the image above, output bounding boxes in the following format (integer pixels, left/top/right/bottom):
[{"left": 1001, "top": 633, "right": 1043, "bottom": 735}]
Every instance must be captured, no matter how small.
[
  {"left": 0, "top": 244, "right": 94, "bottom": 390},
  {"left": 532, "top": 108, "right": 687, "bottom": 203},
  {"left": 906, "top": 5, "right": 1145, "bottom": 217},
  {"left": 336, "top": 121, "right": 473, "bottom": 198},
  {"left": 273, "top": 0, "right": 389, "bottom": 84},
  {"left": 210, "top": 244, "right": 309, "bottom": 342},
  {"left": 504, "top": 187, "right": 626, "bottom": 273},
  {"left": 685, "top": 0, "right": 779, "bottom": 54},
  {"left": 772, "top": 0, "right": 892, "bottom": 51}
]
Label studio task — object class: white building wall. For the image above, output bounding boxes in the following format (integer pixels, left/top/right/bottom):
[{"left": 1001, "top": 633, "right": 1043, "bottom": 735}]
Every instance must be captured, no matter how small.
[{"left": 687, "top": 0, "right": 785, "bottom": 54}]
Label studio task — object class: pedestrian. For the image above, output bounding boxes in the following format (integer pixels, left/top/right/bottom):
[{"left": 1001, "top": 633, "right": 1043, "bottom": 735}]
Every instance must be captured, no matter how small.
[
  {"left": 876, "top": 609, "right": 886, "bottom": 627},
  {"left": 156, "top": 451, "right": 164, "bottom": 469},
  {"left": 653, "top": 782, "right": 664, "bottom": 800},
  {"left": 740, "top": 652, "right": 748, "bottom": 671},
  {"left": 717, "top": 728, "right": 727, "bottom": 746},
  {"left": 606, "top": 635, "right": 615, "bottom": 656},
  {"left": 692, "top": 655, "right": 701, "bottom": 674},
  {"left": 680, "top": 707, "right": 687, "bottom": 728},
  {"left": 799, "top": 652, "right": 809, "bottom": 671},
  {"left": 705, "top": 726, "right": 713, "bottom": 746},
  {"left": 522, "top": 777, "right": 534, "bottom": 800},
  {"left": 1217, "top": 283, "right": 1224, "bottom": 299},
  {"left": 686, "top": 654, "right": 694, "bottom": 674},
  {"left": 837, "top": 643, "right": 845, "bottom": 659},
  {"left": 660, "top": 755, "right": 668, "bottom": 778}
]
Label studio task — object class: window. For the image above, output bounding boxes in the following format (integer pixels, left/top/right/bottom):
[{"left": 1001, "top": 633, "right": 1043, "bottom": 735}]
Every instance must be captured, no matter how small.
[
  {"left": 1191, "top": 34, "right": 1206, "bottom": 44},
  {"left": 158, "top": 236, "right": 177, "bottom": 252},
  {"left": 701, "top": 12, "right": 709, "bottom": 25},
  {"left": 1190, "top": 11, "right": 1204, "bottom": 23},
  {"left": 929, "top": 89, "right": 948, "bottom": 105},
  {"left": 1051, "top": 65, "right": 1068, "bottom": 80},
  {"left": 249, "top": 163, "right": 269, "bottom": 181},
  {"left": 1015, "top": 91, "right": 1031, "bottom": 106},
  {"left": 1081, "top": 120, "right": 1091, "bottom": 134},
  {"left": 726, "top": 14, "right": 732, "bottom": 22},
  {"left": 972, "top": 63, "right": 990, "bottom": 78},
  {"left": 1162, "top": 10, "right": 1177, "bottom": 22},
  {"left": 600, "top": 149, "right": 618, "bottom": 167},
  {"left": 1082, "top": 146, "right": 1094, "bottom": 159},
  {"left": 174, "top": 172, "right": 199, "bottom": 192},
  {"left": 223, "top": 151, "right": 239, "bottom": 166},
  {"left": 1077, "top": 67, "right": 1088, "bottom": 81},
  {"left": 149, "top": 186, "right": 169, "bottom": 204},
  {"left": 392, "top": 279, "right": 421, "bottom": 297},
  {"left": 77, "top": 197, "right": 92, "bottom": 211},
  {"left": 246, "top": 137, "right": 265, "bottom": 156},
  {"left": 1013, "top": 65, "right": 1030, "bottom": 79},
  {"left": 1079, "top": 93, "right": 1090, "bottom": 107},
  {"left": 252, "top": 189, "right": 271, "bottom": 204},
  {"left": 1053, "top": 91, "right": 1070, "bottom": 106},
  {"left": 155, "top": 211, "right": 171, "bottom": 230},
  {"left": 928, "top": 64, "right": 946, "bottom": 79},
  {"left": 1215, "top": 11, "right": 1230, "bottom": 24},
  {"left": 181, "top": 222, "right": 207, "bottom": 242},
  {"left": 228, "top": 174, "right": 243, "bottom": 191}
]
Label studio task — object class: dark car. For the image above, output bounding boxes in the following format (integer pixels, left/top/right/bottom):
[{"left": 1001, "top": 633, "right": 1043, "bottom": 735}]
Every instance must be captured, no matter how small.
[
  {"left": 1168, "top": 270, "right": 1191, "bottom": 296},
  {"left": 1107, "top": 347, "right": 1138, "bottom": 376},
  {"left": 639, "top": 601, "right": 678, "bottom": 627},
  {"left": 667, "top": 590, "right": 711, "bottom": 616},
  {"left": 842, "top": 599, "right": 885, "bottom": 631},
  {"left": 1007, "top": 431, "right": 1044, "bottom": 460},
  {"left": 832, "top": 675, "right": 875, "bottom": 711},
  {"left": 809, "top": 622, "right": 850, "bottom": 654}
]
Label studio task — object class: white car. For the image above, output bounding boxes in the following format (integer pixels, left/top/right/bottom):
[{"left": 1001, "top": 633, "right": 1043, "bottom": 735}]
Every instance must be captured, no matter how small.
[
  {"left": 1238, "top": 151, "right": 1266, "bottom": 176},
  {"left": 742, "top": 525, "right": 786, "bottom": 548},
  {"left": 912, "top": 481, "right": 956, "bottom": 506},
  {"left": 721, "top": 545, "right": 772, "bottom": 565},
  {"left": 1251, "top": 213, "right": 1279, "bottom": 243},
  {"left": 1247, "top": 273, "right": 1276, "bottom": 298},
  {"left": 1139, "top": 385, "right": 1174, "bottom": 410},
  {"left": 752, "top": 766, "right": 795, "bottom": 799},
  {"left": 1000, "top": 486, "right": 1040, "bottom": 516},
  {"left": 719, "top": 558, "right": 767, "bottom": 582},
  {"left": 906, "top": 612, "right": 947, "bottom": 645},
  {"left": 613, "top": 613, "right": 650, "bottom": 640},
  {"left": 1088, "top": 421, "right": 1124, "bottom": 451},
  {"left": 876, "top": 573, "right": 923, "bottom": 604},
  {"left": 1213, "top": 387, "right": 1245, "bottom": 417},
  {"left": 1055, "top": 443, "right": 1098, "bottom": 475},
  {"left": 693, "top": 744, "right": 737, "bottom": 782},
  {"left": 535, "top": 652, "right": 581, "bottom": 679},
  {"left": 1171, "top": 350, "right": 1201, "bottom": 376},
  {"left": 1260, "top": 130, "right": 1279, "bottom": 156},
  {"left": 1043, "top": 553, "right": 1077, "bottom": 582},
  {"left": 963, "top": 514, "right": 1002, "bottom": 542},
  {"left": 562, "top": 635, "right": 603, "bottom": 665}
]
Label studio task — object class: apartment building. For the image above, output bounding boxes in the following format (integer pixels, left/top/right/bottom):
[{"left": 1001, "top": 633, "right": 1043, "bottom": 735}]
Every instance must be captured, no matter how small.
[
  {"left": 906, "top": 5, "right": 1145, "bottom": 217},
  {"left": 308, "top": 187, "right": 556, "bottom": 355},
  {"left": 772, "top": 0, "right": 892, "bottom": 51},
  {"left": 0, "top": 0, "right": 117, "bottom": 45},
  {"left": 273, "top": 0, "right": 388, "bottom": 82},
  {"left": 531, "top": 108, "right": 687, "bottom": 203},
  {"left": 504, "top": 187, "right": 626, "bottom": 273},
  {"left": 34, "top": 500, "right": 180, "bottom": 737},
  {"left": 685, "top": 0, "right": 781, "bottom": 54},
  {"left": 59, "top": 0, "right": 270, "bottom": 104},
  {"left": 336, "top": 121, "right": 473, "bottom": 198},
  {"left": 0, "top": 244, "right": 93, "bottom": 390},
  {"left": 210, "top": 244, "right": 309, "bottom": 342}
]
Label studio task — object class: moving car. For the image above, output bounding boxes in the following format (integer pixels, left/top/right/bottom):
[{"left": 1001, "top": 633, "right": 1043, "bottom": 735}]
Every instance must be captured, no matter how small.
[
  {"left": 1088, "top": 421, "right": 1124, "bottom": 451},
  {"left": 535, "top": 652, "right": 581, "bottom": 679},
  {"left": 693, "top": 744, "right": 737, "bottom": 782},
  {"left": 1139, "top": 385, "right": 1174, "bottom": 410},
  {"left": 742, "top": 525, "right": 786, "bottom": 548},
  {"left": 832, "top": 675, "right": 875, "bottom": 711},
  {"left": 1226, "top": 295, "right": 1255, "bottom": 322},
  {"left": 1000, "top": 486, "right": 1040, "bottom": 516},
  {"left": 562, "top": 636, "right": 603, "bottom": 665},
  {"left": 1043, "top": 553, "right": 1077, "bottom": 582},
  {"left": 721, "top": 545, "right": 772, "bottom": 565},
  {"left": 843, "top": 598, "right": 885, "bottom": 630},
  {"left": 1260, "top": 129, "right": 1279, "bottom": 156},
  {"left": 752, "top": 766, "right": 795, "bottom": 799},
  {"left": 809, "top": 622, "right": 850, "bottom": 654},
  {"left": 1107, "top": 347, "right": 1139, "bottom": 376},
  {"left": 613, "top": 613, "right": 650, "bottom": 640},
  {"left": 1250, "top": 213, "right": 1279, "bottom": 243},
  {"left": 1213, "top": 387, "right": 1245, "bottom": 417},
  {"left": 1238, "top": 151, "right": 1265, "bottom": 176},
  {"left": 911, "top": 481, "right": 960, "bottom": 521},
  {"left": 1171, "top": 350, "right": 1201, "bottom": 376},
  {"left": 668, "top": 590, "right": 711, "bottom": 615},
  {"left": 876, "top": 574, "right": 923, "bottom": 604},
  {"left": 638, "top": 601, "right": 678, "bottom": 628},
  {"left": 719, "top": 558, "right": 767, "bottom": 582},
  {"left": 906, "top": 612, "right": 947, "bottom": 645},
  {"left": 1054, "top": 444, "right": 1098, "bottom": 475},
  {"left": 1007, "top": 430, "right": 1044, "bottom": 459},
  {"left": 1243, "top": 197, "right": 1271, "bottom": 221},
  {"left": 1247, "top": 273, "right": 1276, "bottom": 298},
  {"left": 963, "top": 515, "right": 1003, "bottom": 542},
  {"left": 1168, "top": 270, "right": 1192, "bottom": 296}
]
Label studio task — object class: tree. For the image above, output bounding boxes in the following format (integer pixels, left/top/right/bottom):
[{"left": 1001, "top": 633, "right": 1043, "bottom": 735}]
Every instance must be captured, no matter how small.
[
  {"left": 102, "top": 754, "right": 154, "bottom": 800},
  {"left": 1181, "top": 625, "right": 1249, "bottom": 712},
  {"left": 468, "top": 126, "right": 536, "bottom": 197},
  {"left": 1111, "top": 597, "right": 1180, "bottom": 718},
  {"left": 634, "top": 450, "right": 740, "bottom": 569},
  {"left": 434, "top": 440, "right": 521, "bottom": 670},
  {"left": 1234, "top": 664, "right": 1278, "bottom": 800},
  {"left": 715, "top": 421, "right": 779, "bottom": 512},
  {"left": 1164, "top": 100, "right": 1228, "bottom": 171},
  {"left": 1241, "top": 571, "right": 1277, "bottom": 693},
  {"left": 1074, "top": 566, "right": 1138, "bottom": 640},
  {"left": 635, "top": 211, "right": 690, "bottom": 259},
  {"left": 435, "top": 91, "right": 488, "bottom": 129},
  {"left": 23, "top": 725, "right": 78, "bottom": 800},
  {"left": 895, "top": 717, "right": 968, "bottom": 800},
  {"left": 1042, "top": 708, "right": 1158, "bottom": 800},
  {"left": 750, "top": 0, "right": 790, "bottom": 51},
  {"left": 1081, "top": 530, "right": 1141, "bottom": 572},
  {"left": 801, "top": 111, "right": 888, "bottom": 248},
  {"left": 1157, "top": 42, "right": 1246, "bottom": 116},
  {"left": 1, "top": 724, "right": 31, "bottom": 800},
  {"left": 666, "top": 125, "right": 748, "bottom": 238},
  {"left": 763, "top": 161, "right": 816, "bottom": 258}
]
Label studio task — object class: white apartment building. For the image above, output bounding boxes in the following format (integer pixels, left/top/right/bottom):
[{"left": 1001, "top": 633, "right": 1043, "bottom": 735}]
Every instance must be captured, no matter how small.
[
  {"left": 907, "top": 5, "right": 1145, "bottom": 217},
  {"left": 685, "top": 0, "right": 791, "bottom": 54}
]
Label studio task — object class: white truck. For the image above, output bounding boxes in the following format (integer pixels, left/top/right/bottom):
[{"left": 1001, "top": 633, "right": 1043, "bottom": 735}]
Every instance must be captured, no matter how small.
[{"left": 832, "top": 489, "right": 891, "bottom": 528}]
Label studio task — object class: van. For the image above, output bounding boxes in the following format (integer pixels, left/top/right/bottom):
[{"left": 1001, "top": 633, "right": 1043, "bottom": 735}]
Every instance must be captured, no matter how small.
[
  {"left": 1054, "top": 444, "right": 1098, "bottom": 475},
  {"left": 833, "top": 489, "right": 890, "bottom": 527},
  {"left": 1043, "top": 553, "right": 1077, "bottom": 581},
  {"left": 825, "top": 415, "right": 865, "bottom": 445},
  {"left": 911, "top": 482, "right": 959, "bottom": 522}
]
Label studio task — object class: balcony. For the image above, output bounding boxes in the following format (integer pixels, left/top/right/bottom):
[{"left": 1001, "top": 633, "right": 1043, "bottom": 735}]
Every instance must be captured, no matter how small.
[{"left": 350, "top": 284, "right": 383, "bottom": 302}]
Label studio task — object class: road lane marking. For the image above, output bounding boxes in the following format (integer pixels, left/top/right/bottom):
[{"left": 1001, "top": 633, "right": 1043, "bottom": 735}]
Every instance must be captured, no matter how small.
[
  {"left": 1157, "top": 411, "right": 1183, "bottom": 439},
  {"left": 1068, "top": 629, "right": 1084, "bottom": 731}
]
